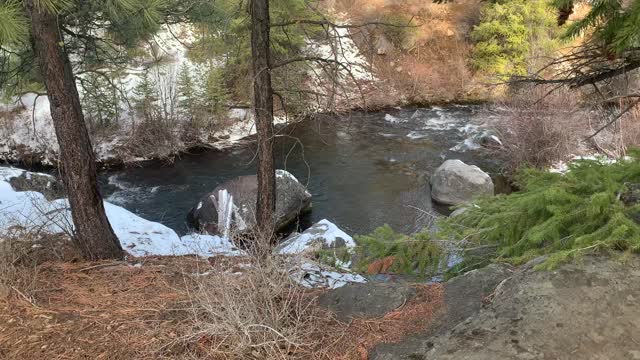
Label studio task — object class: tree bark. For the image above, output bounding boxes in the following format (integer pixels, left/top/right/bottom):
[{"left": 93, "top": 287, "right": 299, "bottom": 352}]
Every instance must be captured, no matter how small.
[
  {"left": 24, "top": 1, "right": 124, "bottom": 260},
  {"left": 250, "top": 0, "right": 276, "bottom": 235}
]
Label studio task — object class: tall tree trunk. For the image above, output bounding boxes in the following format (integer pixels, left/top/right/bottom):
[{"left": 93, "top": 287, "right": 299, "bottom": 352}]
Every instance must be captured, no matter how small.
[
  {"left": 24, "top": 1, "right": 124, "bottom": 260},
  {"left": 250, "top": 0, "right": 276, "bottom": 235}
]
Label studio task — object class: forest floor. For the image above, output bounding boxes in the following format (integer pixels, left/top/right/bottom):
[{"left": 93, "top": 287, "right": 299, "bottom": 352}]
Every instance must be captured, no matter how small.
[
  {"left": 0, "top": 237, "right": 446, "bottom": 360},
  {"left": 2, "top": 236, "right": 640, "bottom": 359}
]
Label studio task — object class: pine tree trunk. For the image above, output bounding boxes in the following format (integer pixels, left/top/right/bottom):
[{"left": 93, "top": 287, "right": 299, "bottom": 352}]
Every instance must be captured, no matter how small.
[
  {"left": 250, "top": 0, "right": 276, "bottom": 235},
  {"left": 24, "top": 1, "right": 124, "bottom": 260}
]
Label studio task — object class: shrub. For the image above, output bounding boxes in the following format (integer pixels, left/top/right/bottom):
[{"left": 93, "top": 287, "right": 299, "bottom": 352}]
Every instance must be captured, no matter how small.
[
  {"left": 439, "top": 154, "right": 640, "bottom": 270},
  {"left": 379, "top": 13, "right": 414, "bottom": 47},
  {"left": 494, "top": 85, "right": 584, "bottom": 175},
  {"left": 354, "top": 224, "right": 444, "bottom": 277}
]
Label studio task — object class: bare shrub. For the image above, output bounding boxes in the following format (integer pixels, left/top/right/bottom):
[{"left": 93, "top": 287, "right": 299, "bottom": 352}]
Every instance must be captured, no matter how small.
[
  {"left": 495, "top": 85, "right": 587, "bottom": 174},
  {"left": 185, "top": 256, "right": 342, "bottom": 359},
  {"left": 180, "top": 224, "right": 344, "bottom": 359}
]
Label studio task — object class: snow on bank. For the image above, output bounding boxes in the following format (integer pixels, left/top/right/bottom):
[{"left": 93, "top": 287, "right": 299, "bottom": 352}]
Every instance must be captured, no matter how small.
[
  {"left": 0, "top": 167, "right": 243, "bottom": 257},
  {"left": 549, "top": 155, "right": 620, "bottom": 174},
  {"left": 0, "top": 24, "right": 275, "bottom": 164},
  {"left": 0, "top": 167, "right": 364, "bottom": 288},
  {"left": 290, "top": 260, "right": 367, "bottom": 289}
]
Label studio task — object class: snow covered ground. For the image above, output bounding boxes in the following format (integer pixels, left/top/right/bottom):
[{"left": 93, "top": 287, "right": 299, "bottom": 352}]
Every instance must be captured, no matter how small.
[
  {"left": 0, "top": 166, "right": 365, "bottom": 288},
  {"left": 549, "top": 155, "right": 620, "bottom": 174}
]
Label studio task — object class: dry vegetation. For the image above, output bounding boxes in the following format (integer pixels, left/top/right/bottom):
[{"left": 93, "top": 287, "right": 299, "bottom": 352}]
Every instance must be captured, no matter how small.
[
  {"left": 0, "top": 231, "right": 447, "bottom": 359},
  {"left": 329, "top": 0, "right": 485, "bottom": 106},
  {"left": 489, "top": 82, "right": 640, "bottom": 175},
  {"left": 492, "top": 85, "right": 587, "bottom": 174}
]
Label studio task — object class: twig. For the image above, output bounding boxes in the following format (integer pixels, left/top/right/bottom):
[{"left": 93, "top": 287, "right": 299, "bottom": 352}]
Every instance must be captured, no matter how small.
[
  {"left": 11, "top": 286, "right": 37, "bottom": 307},
  {"left": 77, "top": 261, "right": 125, "bottom": 272},
  {"left": 587, "top": 98, "right": 640, "bottom": 140}
]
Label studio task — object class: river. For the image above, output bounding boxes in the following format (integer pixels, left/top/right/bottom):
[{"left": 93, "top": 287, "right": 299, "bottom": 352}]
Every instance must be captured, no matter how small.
[{"left": 101, "top": 105, "right": 503, "bottom": 236}]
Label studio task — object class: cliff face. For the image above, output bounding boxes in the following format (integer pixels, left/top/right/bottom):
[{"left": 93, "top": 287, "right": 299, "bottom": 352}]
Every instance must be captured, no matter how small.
[{"left": 371, "top": 254, "right": 640, "bottom": 359}]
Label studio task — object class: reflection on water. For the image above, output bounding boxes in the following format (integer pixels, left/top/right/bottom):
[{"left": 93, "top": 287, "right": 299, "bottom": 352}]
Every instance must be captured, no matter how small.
[{"left": 101, "top": 106, "right": 503, "bottom": 235}]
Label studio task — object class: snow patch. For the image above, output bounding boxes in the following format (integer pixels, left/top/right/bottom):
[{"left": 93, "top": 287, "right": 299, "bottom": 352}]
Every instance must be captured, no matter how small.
[
  {"left": 0, "top": 167, "right": 26, "bottom": 182},
  {"left": 277, "top": 219, "right": 355, "bottom": 255},
  {"left": 549, "top": 155, "right": 620, "bottom": 174},
  {"left": 289, "top": 260, "right": 367, "bottom": 289}
]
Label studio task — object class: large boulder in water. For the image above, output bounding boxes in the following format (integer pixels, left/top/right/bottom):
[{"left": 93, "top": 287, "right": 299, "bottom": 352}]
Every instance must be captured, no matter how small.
[
  {"left": 430, "top": 159, "right": 494, "bottom": 206},
  {"left": 186, "top": 170, "right": 312, "bottom": 236}
]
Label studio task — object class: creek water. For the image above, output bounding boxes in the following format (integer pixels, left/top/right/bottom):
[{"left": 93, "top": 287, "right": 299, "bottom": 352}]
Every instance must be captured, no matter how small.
[{"left": 100, "top": 105, "right": 503, "bottom": 236}]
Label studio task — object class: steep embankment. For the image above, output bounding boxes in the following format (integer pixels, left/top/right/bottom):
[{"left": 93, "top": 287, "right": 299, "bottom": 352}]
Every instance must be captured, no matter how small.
[{"left": 325, "top": 0, "right": 484, "bottom": 106}]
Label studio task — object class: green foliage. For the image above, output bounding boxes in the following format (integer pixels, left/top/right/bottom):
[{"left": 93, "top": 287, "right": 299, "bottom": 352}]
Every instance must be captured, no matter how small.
[
  {"left": 176, "top": 64, "right": 227, "bottom": 130},
  {"left": 201, "top": 66, "right": 228, "bottom": 115},
  {"left": 80, "top": 72, "right": 121, "bottom": 129},
  {"left": 471, "top": 0, "right": 560, "bottom": 78},
  {"left": 439, "top": 154, "right": 640, "bottom": 269},
  {"left": 0, "top": 1, "right": 28, "bottom": 46},
  {"left": 186, "top": 0, "right": 317, "bottom": 105},
  {"left": 556, "top": 0, "right": 640, "bottom": 54},
  {"left": 0, "top": 0, "right": 171, "bottom": 98},
  {"left": 315, "top": 247, "right": 352, "bottom": 269},
  {"left": 354, "top": 224, "right": 444, "bottom": 277},
  {"left": 177, "top": 64, "right": 198, "bottom": 113},
  {"left": 132, "top": 70, "right": 160, "bottom": 120}
]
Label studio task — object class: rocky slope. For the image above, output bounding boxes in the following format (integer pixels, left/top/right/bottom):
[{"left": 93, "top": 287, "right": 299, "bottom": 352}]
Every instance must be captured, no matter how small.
[{"left": 322, "top": 254, "right": 640, "bottom": 359}]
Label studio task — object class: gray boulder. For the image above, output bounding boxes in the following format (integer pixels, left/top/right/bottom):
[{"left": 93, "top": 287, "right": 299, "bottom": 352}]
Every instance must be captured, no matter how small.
[
  {"left": 318, "top": 282, "right": 416, "bottom": 321},
  {"left": 430, "top": 160, "right": 494, "bottom": 206},
  {"left": 274, "top": 219, "right": 355, "bottom": 256},
  {"left": 1, "top": 167, "right": 64, "bottom": 200},
  {"left": 186, "top": 169, "right": 312, "bottom": 235}
]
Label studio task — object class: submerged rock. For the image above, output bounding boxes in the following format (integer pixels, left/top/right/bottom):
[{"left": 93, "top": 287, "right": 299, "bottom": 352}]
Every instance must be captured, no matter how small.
[
  {"left": 186, "top": 169, "right": 312, "bottom": 236},
  {"left": 430, "top": 159, "right": 494, "bottom": 206}
]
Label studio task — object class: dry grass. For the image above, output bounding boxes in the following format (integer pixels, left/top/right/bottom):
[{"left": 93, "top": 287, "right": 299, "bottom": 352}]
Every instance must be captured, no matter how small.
[
  {"left": 587, "top": 102, "right": 640, "bottom": 158},
  {"left": 493, "top": 83, "right": 640, "bottom": 175},
  {"left": 330, "top": 0, "right": 485, "bottom": 105}
]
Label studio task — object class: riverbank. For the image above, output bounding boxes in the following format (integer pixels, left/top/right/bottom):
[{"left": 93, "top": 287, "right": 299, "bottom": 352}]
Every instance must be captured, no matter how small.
[{"left": 2, "top": 243, "right": 637, "bottom": 359}]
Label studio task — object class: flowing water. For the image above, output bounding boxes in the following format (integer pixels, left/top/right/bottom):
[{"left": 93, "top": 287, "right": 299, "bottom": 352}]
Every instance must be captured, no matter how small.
[{"left": 101, "top": 105, "right": 503, "bottom": 236}]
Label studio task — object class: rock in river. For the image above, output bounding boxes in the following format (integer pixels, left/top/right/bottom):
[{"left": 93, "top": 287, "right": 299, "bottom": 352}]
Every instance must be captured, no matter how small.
[
  {"left": 186, "top": 169, "right": 312, "bottom": 236},
  {"left": 430, "top": 159, "right": 494, "bottom": 206}
]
